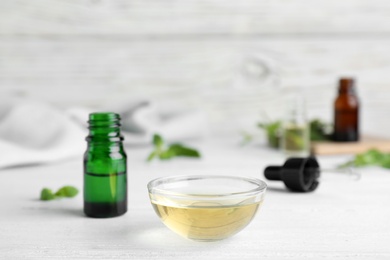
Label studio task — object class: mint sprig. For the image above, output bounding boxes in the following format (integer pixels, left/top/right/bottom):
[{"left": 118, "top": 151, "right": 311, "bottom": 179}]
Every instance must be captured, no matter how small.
[
  {"left": 340, "top": 149, "right": 390, "bottom": 169},
  {"left": 40, "top": 186, "right": 79, "bottom": 201},
  {"left": 257, "top": 121, "right": 281, "bottom": 148},
  {"left": 147, "top": 134, "right": 201, "bottom": 162}
]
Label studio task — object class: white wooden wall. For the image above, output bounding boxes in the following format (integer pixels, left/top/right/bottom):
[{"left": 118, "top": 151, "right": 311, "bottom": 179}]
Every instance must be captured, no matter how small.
[{"left": 1, "top": 0, "right": 390, "bottom": 136}]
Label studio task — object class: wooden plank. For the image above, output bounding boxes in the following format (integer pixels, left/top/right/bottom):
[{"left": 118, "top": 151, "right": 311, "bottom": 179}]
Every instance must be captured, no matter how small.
[
  {"left": 1, "top": 0, "right": 390, "bottom": 36},
  {"left": 1, "top": 38, "right": 390, "bottom": 136},
  {"left": 2, "top": 38, "right": 390, "bottom": 104},
  {"left": 311, "top": 136, "right": 390, "bottom": 155},
  {"left": 1, "top": 144, "right": 390, "bottom": 259}
]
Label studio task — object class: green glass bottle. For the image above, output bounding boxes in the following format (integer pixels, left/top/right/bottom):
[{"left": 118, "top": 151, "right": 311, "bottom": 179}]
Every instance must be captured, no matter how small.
[{"left": 84, "top": 112, "right": 127, "bottom": 218}]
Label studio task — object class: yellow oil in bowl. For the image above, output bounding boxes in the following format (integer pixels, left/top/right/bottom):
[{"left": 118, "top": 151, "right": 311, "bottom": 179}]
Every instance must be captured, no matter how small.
[{"left": 148, "top": 175, "right": 267, "bottom": 241}]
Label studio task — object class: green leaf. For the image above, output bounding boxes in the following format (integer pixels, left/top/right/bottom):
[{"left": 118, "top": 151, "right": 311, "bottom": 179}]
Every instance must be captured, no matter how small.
[
  {"left": 258, "top": 121, "right": 281, "bottom": 148},
  {"left": 54, "top": 186, "right": 79, "bottom": 198},
  {"left": 147, "top": 134, "right": 201, "bottom": 162},
  {"left": 339, "top": 149, "right": 390, "bottom": 169},
  {"left": 153, "top": 134, "right": 164, "bottom": 148},
  {"left": 310, "top": 119, "right": 332, "bottom": 141},
  {"left": 168, "top": 144, "right": 201, "bottom": 158},
  {"left": 40, "top": 186, "right": 78, "bottom": 201},
  {"left": 380, "top": 156, "right": 390, "bottom": 169},
  {"left": 159, "top": 149, "right": 176, "bottom": 160},
  {"left": 147, "top": 151, "right": 158, "bottom": 162},
  {"left": 40, "top": 188, "right": 55, "bottom": 201}
]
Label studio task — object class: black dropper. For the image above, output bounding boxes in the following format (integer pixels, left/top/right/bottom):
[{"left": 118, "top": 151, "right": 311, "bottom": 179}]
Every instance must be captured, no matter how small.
[{"left": 264, "top": 157, "right": 320, "bottom": 192}]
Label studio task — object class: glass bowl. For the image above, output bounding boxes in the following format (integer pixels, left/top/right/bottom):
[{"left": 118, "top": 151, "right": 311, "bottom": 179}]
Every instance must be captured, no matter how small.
[{"left": 147, "top": 175, "right": 267, "bottom": 241}]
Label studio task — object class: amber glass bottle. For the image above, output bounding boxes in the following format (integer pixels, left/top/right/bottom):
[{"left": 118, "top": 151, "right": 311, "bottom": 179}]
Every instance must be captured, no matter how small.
[{"left": 333, "top": 78, "right": 359, "bottom": 142}]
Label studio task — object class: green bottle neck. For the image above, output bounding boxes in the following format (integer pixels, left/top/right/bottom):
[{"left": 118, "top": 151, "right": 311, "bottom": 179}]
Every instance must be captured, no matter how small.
[{"left": 86, "top": 112, "right": 124, "bottom": 144}]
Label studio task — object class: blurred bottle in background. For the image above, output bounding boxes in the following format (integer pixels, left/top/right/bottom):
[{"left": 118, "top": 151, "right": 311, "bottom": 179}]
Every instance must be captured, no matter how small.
[
  {"left": 281, "top": 94, "right": 310, "bottom": 157},
  {"left": 333, "top": 78, "right": 360, "bottom": 142}
]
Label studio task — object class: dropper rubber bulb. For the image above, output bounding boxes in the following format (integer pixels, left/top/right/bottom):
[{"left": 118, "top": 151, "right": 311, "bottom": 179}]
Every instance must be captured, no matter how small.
[{"left": 264, "top": 157, "right": 321, "bottom": 192}]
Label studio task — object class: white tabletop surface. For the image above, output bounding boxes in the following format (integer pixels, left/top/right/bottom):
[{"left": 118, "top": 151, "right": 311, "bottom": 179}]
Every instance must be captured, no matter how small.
[{"left": 1, "top": 138, "right": 390, "bottom": 259}]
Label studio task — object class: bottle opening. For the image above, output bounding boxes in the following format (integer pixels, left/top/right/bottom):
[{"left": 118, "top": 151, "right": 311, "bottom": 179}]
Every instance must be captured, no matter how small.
[
  {"left": 86, "top": 112, "right": 123, "bottom": 142},
  {"left": 89, "top": 112, "right": 120, "bottom": 122},
  {"left": 338, "top": 78, "right": 355, "bottom": 94},
  {"left": 88, "top": 112, "right": 121, "bottom": 128}
]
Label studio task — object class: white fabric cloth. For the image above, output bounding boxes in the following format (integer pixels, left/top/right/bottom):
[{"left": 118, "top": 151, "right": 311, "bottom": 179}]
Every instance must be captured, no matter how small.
[
  {"left": 0, "top": 101, "right": 86, "bottom": 169},
  {"left": 0, "top": 99, "right": 207, "bottom": 168}
]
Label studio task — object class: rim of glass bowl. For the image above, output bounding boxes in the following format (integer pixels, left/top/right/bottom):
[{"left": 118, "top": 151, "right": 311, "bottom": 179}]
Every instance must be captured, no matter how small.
[{"left": 147, "top": 175, "right": 267, "bottom": 199}]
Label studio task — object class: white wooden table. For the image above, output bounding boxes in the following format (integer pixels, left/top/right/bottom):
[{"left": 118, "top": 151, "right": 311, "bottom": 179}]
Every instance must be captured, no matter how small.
[{"left": 1, "top": 139, "right": 390, "bottom": 259}]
